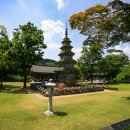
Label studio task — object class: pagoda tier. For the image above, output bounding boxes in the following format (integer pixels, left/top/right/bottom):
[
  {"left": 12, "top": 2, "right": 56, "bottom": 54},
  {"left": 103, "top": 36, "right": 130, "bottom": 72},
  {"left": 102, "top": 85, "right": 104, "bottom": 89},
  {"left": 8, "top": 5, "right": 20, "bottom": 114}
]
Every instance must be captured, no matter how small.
[
  {"left": 61, "top": 37, "right": 71, "bottom": 43},
  {"left": 60, "top": 45, "right": 73, "bottom": 49},
  {"left": 58, "top": 51, "right": 75, "bottom": 57},
  {"left": 58, "top": 59, "right": 76, "bottom": 64},
  {"left": 58, "top": 25, "right": 76, "bottom": 65}
]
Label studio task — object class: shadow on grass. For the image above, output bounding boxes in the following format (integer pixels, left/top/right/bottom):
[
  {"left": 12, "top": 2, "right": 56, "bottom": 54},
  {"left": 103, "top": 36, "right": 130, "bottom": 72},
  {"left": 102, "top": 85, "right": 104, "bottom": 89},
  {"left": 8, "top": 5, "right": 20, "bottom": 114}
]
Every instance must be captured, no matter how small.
[
  {"left": 106, "top": 82, "right": 120, "bottom": 85},
  {"left": 123, "top": 96, "right": 130, "bottom": 100},
  {"left": 55, "top": 111, "right": 67, "bottom": 116},
  {"left": 0, "top": 87, "right": 33, "bottom": 94},
  {"left": 106, "top": 83, "right": 130, "bottom": 86}
]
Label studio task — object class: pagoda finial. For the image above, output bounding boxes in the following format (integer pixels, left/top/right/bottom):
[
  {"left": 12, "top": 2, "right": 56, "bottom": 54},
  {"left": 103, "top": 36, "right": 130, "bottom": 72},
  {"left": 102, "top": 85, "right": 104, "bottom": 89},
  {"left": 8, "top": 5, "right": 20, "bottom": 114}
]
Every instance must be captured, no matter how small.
[{"left": 65, "top": 22, "right": 68, "bottom": 38}]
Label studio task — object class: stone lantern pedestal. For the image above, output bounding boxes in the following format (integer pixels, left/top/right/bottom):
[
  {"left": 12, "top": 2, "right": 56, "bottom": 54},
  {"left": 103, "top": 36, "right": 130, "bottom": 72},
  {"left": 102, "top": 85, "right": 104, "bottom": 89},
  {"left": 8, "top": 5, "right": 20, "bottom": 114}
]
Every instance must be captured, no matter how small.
[{"left": 44, "top": 79, "right": 56, "bottom": 116}]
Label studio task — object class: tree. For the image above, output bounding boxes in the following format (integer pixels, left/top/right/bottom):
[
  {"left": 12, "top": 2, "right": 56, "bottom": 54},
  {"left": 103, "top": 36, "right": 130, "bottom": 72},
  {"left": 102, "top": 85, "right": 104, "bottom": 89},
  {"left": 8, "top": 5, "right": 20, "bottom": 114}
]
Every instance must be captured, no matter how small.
[
  {"left": 69, "top": 0, "right": 130, "bottom": 48},
  {"left": 98, "top": 53, "right": 129, "bottom": 80},
  {"left": 115, "top": 62, "right": 130, "bottom": 81},
  {"left": 77, "top": 44, "right": 103, "bottom": 83},
  {"left": 12, "top": 22, "right": 46, "bottom": 88},
  {"left": 0, "top": 25, "right": 11, "bottom": 88}
]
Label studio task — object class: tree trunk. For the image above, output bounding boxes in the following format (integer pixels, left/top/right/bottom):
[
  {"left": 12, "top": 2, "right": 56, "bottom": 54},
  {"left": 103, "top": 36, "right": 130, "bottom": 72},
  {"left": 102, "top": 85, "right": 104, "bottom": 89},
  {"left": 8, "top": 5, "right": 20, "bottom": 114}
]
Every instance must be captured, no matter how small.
[
  {"left": 90, "top": 71, "right": 93, "bottom": 84},
  {"left": 0, "top": 62, "right": 3, "bottom": 89},
  {"left": 23, "top": 65, "right": 27, "bottom": 88},
  {"left": 90, "top": 63, "right": 93, "bottom": 84},
  {"left": 82, "top": 76, "right": 85, "bottom": 82},
  {"left": 0, "top": 74, "right": 3, "bottom": 89},
  {"left": 23, "top": 74, "right": 27, "bottom": 88}
]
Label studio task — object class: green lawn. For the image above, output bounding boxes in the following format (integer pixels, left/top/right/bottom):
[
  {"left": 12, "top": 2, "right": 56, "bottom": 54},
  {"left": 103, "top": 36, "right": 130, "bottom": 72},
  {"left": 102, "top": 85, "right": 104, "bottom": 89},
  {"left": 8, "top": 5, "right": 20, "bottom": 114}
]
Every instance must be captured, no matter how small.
[{"left": 0, "top": 82, "right": 130, "bottom": 130}]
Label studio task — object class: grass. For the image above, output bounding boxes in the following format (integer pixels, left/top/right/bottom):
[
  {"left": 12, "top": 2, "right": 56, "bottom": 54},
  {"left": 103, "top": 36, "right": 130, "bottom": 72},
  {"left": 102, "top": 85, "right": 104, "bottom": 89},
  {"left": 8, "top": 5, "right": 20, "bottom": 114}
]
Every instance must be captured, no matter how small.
[
  {"left": 0, "top": 82, "right": 130, "bottom": 130},
  {"left": 106, "top": 83, "right": 130, "bottom": 91},
  {"left": 3, "top": 82, "right": 30, "bottom": 88}
]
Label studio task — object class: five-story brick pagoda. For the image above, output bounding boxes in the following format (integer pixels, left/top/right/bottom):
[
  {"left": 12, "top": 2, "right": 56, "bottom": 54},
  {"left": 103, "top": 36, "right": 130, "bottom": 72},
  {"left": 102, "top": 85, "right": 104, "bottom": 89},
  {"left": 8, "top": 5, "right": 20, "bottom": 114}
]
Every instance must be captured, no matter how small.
[{"left": 55, "top": 24, "right": 76, "bottom": 85}]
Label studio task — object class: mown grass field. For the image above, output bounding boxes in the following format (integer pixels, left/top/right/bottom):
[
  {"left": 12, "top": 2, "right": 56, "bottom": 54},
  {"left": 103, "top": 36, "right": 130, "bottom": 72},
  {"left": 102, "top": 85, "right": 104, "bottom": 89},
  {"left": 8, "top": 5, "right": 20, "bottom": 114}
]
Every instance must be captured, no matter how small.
[{"left": 0, "top": 82, "right": 130, "bottom": 130}]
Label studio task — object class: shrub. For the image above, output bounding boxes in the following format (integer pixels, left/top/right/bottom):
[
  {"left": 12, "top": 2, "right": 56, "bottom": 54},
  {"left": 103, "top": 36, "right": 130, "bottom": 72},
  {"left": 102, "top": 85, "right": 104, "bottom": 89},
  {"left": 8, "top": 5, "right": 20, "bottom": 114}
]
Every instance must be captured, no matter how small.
[{"left": 104, "top": 86, "right": 118, "bottom": 90}]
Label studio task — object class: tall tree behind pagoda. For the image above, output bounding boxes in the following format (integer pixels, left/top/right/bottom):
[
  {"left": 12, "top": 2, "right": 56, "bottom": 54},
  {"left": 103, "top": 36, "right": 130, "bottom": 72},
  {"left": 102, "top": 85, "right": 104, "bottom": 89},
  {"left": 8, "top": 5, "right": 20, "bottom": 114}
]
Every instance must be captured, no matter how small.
[
  {"left": 115, "top": 62, "right": 130, "bottom": 81},
  {"left": 12, "top": 22, "right": 46, "bottom": 88},
  {"left": 69, "top": 0, "right": 130, "bottom": 48},
  {"left": 98, "top": 53, "right": 129, "bottom": 80},
  {"left": 77, "top": 44, "right": 103, "bottom": 83}
]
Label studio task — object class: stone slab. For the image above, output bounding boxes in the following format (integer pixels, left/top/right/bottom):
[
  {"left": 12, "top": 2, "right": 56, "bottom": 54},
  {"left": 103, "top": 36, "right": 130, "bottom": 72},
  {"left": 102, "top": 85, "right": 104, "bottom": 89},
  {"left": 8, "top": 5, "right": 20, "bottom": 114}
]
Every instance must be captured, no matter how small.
[{"left": 100, "top": 118, "right": 130, "bottom": 130}]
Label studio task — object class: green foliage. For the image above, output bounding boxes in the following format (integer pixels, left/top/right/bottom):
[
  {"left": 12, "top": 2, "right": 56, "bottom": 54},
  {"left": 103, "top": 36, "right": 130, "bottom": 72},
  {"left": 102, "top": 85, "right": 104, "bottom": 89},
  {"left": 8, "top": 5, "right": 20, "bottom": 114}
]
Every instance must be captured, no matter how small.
[
  {"left": 69, "top": 0, "right": 130, "bottom": 48},
  {"left": 0, "top": 25, "right": 9, "bottom": 66},
  {"left": 122, "top": 124, "right": 130, "bottom": 130},
  {"left": 108, "top": 83, "right": 130, "bottom": 91},
  {"left": 69, "top": 0, "right": 130, "bottom": 82},
  {"left": 11, "top": 22, "right": 46, "bottom": 87},
  {"left": 115, "top": 63, "right": 130, "bottom": 81},
  {"left": 77, "top": 44, "right": 103, "bottom": 83},
  {"left": 104, "top": 86, "right": 118, "bottom": 90},
  {"left": 8, "top": 75, "right": 23, "bottom": 81},
  {"left": 5, "top": 74, "right": 31, "bottom": 82},
  {"left": 0, "top": 25, "right": 11, "bottom": 88},
  {"left": 98, "top": 53, "right": 129, "bottom": 80}
]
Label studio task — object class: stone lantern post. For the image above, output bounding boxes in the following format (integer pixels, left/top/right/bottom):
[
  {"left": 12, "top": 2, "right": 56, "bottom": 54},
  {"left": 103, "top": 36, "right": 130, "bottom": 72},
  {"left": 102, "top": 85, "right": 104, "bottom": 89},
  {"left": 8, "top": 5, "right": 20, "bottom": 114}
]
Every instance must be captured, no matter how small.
[{"left": 44, "top": 79, "right": 56, "bottom": 116}]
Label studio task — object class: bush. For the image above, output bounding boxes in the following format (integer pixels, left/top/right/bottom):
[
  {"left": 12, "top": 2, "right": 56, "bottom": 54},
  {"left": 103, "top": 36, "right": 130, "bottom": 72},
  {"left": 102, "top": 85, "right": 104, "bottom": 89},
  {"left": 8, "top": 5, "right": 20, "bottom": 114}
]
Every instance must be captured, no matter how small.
[
  {"left": 5, "top": 75, "right": 31, "bottom": 82},
  {"left": 122, "top": 124, "right": 130, "bottom": 130},
  {"left": 104, "top": 86, "right": 118, "bottom": 90}
]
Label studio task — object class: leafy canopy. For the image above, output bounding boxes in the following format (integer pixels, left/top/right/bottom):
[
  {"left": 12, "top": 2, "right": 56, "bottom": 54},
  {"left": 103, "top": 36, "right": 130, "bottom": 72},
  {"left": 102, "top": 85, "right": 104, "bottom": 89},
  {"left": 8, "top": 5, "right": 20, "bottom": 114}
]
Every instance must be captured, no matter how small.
[
  {"left": 98, "top": 53, "right": 129, "bottom": 79},
  {"left": 12, "top": 22, "right": 46, "bottom": 66},
  {"left": 116, "top": 62, "right": 130, "bottom": 81},
  {"left": 69, "top": 0, "right": 130, "bottom": 48},
  {"left": 77, "top": 44, "right": 103, "bottom": 82},
  {"left": 0, "top": 25, "right": 11, "bottom": 88},
  {"left": 0, "top": 25, "right": 10, "bottom": 61}
]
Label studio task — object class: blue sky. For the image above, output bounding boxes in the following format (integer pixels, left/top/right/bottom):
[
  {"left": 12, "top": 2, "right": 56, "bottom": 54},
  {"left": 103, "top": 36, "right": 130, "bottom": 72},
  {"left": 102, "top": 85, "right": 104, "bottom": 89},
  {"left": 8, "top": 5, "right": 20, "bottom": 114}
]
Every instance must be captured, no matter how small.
[{"left": 0, "top": 0, "right": 130, "bottom": 61}]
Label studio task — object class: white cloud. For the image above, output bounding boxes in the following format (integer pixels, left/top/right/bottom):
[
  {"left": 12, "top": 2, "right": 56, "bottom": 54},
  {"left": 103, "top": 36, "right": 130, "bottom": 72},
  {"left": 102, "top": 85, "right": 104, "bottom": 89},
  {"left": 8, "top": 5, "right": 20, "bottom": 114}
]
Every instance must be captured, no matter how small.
[
  {"left": 72, "top": 48, "right": 82, "bottom": 60},
  {"left": 41, "top": 19, "right": 64, "bottom": 40},
  {"left": 114, "top": 45, "right": 130, "bottom": 58},
  {"left": 41, "top": 19, "right": 81, "bottom": 61},
  {"left": 47, "top": 42, "right": 61, "bottom": 49},
  {"left": 41, "top": 19, "right": 65, "bottom": 60},
  {"left": 41, "top": 19, "right": 65, "bottom": 49},
  {"left": 123, "top": 47, "right": 130, "bottom": 56},
  {"left": 56, "top": 0, "right": 65, "bottom": 10}
]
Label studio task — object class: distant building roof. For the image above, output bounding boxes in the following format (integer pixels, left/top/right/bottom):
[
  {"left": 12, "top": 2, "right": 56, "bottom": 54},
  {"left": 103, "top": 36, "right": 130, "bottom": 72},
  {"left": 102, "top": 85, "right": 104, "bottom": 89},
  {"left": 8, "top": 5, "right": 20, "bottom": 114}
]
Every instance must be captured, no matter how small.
[{"left": 31, "top": 65, "right": 63, "bottom": 74}]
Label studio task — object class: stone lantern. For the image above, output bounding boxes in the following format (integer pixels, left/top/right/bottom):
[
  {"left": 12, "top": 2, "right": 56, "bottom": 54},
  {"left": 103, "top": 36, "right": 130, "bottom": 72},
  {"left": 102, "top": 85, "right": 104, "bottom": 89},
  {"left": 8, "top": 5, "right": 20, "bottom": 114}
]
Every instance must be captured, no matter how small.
[{"left": 44, "top": 79, "right": 56, "bottom": 116}]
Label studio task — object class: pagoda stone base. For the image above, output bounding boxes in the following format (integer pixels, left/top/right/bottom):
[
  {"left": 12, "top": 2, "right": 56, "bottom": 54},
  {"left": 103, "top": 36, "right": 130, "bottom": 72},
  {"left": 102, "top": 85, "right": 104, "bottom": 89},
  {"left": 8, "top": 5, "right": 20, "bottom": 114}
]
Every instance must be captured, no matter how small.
[{"left": 57, "top": 74, "right": 76, "bottom": 85}]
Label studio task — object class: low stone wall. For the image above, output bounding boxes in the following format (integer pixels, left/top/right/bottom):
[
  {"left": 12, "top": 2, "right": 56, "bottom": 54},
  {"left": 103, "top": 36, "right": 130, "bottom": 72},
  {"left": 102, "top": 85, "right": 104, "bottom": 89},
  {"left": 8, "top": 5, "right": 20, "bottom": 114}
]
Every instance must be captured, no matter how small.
[
  {"left": 54, "top": 86, "right": 104, "bottom": 96},
  {"left": 30, "top": 82, "right": 42, "bottom": 91},
  {"left": 30, "top": 84, "right": 104, "bottom": 96}
]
